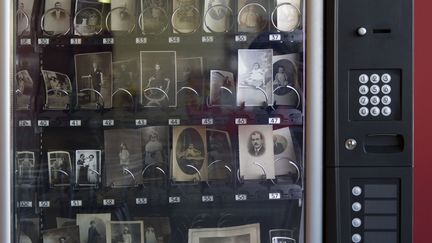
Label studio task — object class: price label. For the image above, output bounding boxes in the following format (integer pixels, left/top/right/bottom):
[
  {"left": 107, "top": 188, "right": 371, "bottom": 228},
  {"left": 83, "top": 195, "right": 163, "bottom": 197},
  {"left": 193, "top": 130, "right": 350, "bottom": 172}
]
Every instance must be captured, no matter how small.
[
  {"left": 136, "top": 198, "right": 148, "bottom": 205},
  {"left": 169, "top": 196, "right": 181, "bottom": 204},
  {"left": 235, "top": 118, "right": 247, "bottom": 125},
  {"left": 268, "top": 117, "right": 281, "bottom": 124},
  {"left": 103, "top": 199, "right": 115, "bottom": 206},
  {"left": 70, "top": 200, "right": 82, "bottom": 207},
  {"left": 70, "top": 38, "right": 82, "bottom": 45},
  {"left": 70, "top": 120, "right": 82, "bottom": 127},
  {"left": 18, "top": 120, "right": 31, "bottom": 127},
  {"left": 20, "top": 38, "right": 31, "bottom": 45},
  {"left": 135, "top": 119, "right": 147, "bottom": 126},
  {"left": 103, "top": 38, "right": 114, "bottom": 45},
  {"left": 103, "top": 119, "right": 114, "bottom": 126},
  {"left": 202, "top": 195, "right": 214, "bottom": 202},
  {"left": 269, "top": 193, "right": 281, "bottom": 200},
  {"left": 136, "top": 37, "right": 148, "bottom": 44},
  {"left": 18, "top": 201, "right": 32, "bottom": 208},
  {"left": 168, "top": 119, "right": 180, "bottom": 126},
  {"left": 168, "top": 37, "right": 180, "bottom": 43},
  {"left": 235, "top": 194, "right": 247, "bottom": 201},
  {"left": 38, "top": 201, "right": 50, "bottom": 208},
  {"left": 37, "top": 120, "right": 49, "bottom": 127},
  {"left": 201, "top": 118, "right": 214, "bottom": 125},
  {"left": 202, "top": 36, "right": 214, "bottom": 43},
  {"left": 235, "top": 35, "right": 247, "bottom": 42},
  {"left": 38, "top": 38, "right": 50, "bottom": 45},
  {"left": 269, "top": 34, "right": 282, "bottom": 41}
]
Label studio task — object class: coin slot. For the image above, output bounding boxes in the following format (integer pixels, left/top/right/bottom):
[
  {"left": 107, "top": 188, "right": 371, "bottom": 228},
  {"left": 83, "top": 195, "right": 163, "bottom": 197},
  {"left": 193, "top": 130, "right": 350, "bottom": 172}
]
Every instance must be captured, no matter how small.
[
  {"left": 364, "top": 134, "right": 404, "bottom": 153},
  {"left": 373, "top": 28, "right": 392, "bottom": 34}
]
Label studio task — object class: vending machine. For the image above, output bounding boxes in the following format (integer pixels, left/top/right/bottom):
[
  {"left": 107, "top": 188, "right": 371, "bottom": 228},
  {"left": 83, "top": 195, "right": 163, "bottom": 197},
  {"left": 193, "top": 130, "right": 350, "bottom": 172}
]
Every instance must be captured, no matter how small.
[{"left": 0, "top": 0, "right": 412, "bottom": 242}]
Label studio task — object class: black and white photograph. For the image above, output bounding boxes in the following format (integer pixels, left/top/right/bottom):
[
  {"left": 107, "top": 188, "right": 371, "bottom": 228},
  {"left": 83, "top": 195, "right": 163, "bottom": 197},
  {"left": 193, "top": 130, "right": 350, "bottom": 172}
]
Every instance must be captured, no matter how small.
[
  {"left": 141, "top": 126, "right": 169, "bottom": 181},
  {"left": 272, "top": 54, "right": 301, "bottom": 107},
  {"left": 17, "top": 0, "right": 34, "bottom": 36},
  {"left": 16, "top": 151, "right": 36, "bottom": 185},
  {"left": 237, "top": 0, "right": 268, "bottom": 33},
  {"left": 273, "top": 127, "right": 300, "bottom": 183},
  {"left": 139, "top": 0, "right": 169, "bottom": 35},
  {"left": 176, "top": 57, "right": 204, "bottom": 107},
  {"left": 138, "top": 217, "right": 171, "bottom": 243},
  {"left": 75, "top": 150, "right": 102, "bottom": 186},
  {"left": 112, "top": 59, "right": 138, "bottom": 107},
  {"left": 273, "top": 0, "right": 302, "bottom": 32},
  {"left": 237, "top": 49, "right": 273, "bottom": 106},
  {"left": 209, "top": 70, "right": 235, "bottom": 106},
  {"left": 203, "top": 0, "right": 233, "bottom": 33},
  {"left": 207, "top": 129, "right": 234, "bottom": 180},
  {"left": 188, "top": 223, "right": 260, "bottom": 243},
  {"left": 74, "top": 0, "right": 103, "bottom": 36},
  {"left": 77, "top": 213, "right": 111, "bottom": 243},
  {"left": 75, "top": 52, "right": 113, "bottom": 109},
  {"left": 56, "top": 217, "right": 76, "bottom": 228},
  {"left": 48, "top": 151, "right": 72, "bottom": 187},
  {"left": 172, "top": 0, "right": 201, "bottom": 33},
  {"left": 16, "top": 70, "right": 33, "bottom": 110},
  {"left": 238, "top": 125, "right": 275, "bottom": 180},
  {"left": 42, "top": 70, "right": 72, "bottom": 110},
  {"left": 104, "top": 129, "right": 143, "bottom": 187},
  {"left": 109, "top": 0, "right": 136, "bottom": 32},
  {"left": 140, "top": 51, "right": 176, "bottom": 107},
  {"left": 42, "top": 0, "right": 71, "bottom": 35},
  {"left": 17, "top": 217, "right": 39, "bottom": 243},
  {"left": 172, "top": 126, "right": 208, "bottom": 182},
  {"left": 107, "top": 221, "right": 144, "bottom": 243},
  {"left": 42, "top": 226, "right": 80, "bottom": 243}
]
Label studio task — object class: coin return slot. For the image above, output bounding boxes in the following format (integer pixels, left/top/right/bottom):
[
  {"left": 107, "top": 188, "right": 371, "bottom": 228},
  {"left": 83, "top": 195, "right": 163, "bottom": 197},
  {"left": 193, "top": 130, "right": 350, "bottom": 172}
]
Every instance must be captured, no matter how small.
[
  {"left": 373, "top": 28, "right": 392, "bottom": 34},
  {"left": 364, "top": 134, "right": 404, "bottom": 153}
]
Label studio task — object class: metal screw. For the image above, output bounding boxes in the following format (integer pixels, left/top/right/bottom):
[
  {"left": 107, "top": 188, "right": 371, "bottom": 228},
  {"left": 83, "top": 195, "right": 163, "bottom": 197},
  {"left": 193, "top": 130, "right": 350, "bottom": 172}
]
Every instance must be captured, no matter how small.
[
  {"left": 345, "top": 139, "right": 357, "bottom": 150},
  {"left": 357, "top": 27, "right": 367, "bottom": 36}
]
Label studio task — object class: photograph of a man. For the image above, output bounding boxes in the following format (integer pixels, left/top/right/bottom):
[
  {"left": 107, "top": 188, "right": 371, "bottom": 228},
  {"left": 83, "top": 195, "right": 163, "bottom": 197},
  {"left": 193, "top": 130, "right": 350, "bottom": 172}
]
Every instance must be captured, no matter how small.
[{"left": 248, "top": 131, "right": 265, "bottom": 157}]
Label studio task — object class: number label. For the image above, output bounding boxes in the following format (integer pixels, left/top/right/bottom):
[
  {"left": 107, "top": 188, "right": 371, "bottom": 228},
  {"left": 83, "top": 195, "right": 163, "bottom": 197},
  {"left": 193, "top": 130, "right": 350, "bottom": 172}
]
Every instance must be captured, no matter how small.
[
  {"left": 38, "top": 201, "right": 50, "bottom": 208},
  {"left": 201, "top": 118, "right": 214, "bottom": 125},
  {"left": 20, "top": 38, "right": 31, "bottom": 45},
  {"left": 169, "top": 196, "right": 181, "bottom": 204},
  {"left": 168, "top": 37, "right": 180, "bottom": 43},
  {"left": 269, "top": 117, "right": 281, "bottom": 124},
  {"left": 168, "top": 119, "right": 180, "bottom": 126},
  {"left": 38, "top": 38, "right": 50, "bottom": 45},
  {"left": 18, "top": 120, "right": 31, "bottom": 127},
  {"left": 235, "top": 118, "right": 247, "bottom": 125},
  {"left": 103, "top": 199, "right": 115, "bottom": 206},
  {"left": 269, "top": 193, "right": 281, "bottom": 200},
  {"left": 37, "top": 120, "right": 49, "bottom": 127},
  {"left": 135, "top": 119, "right": 147, "bottom": 126},
  {"left": 136, "top": 37, "right": 148, "bottom": 44},
  {"left": 235, "top": 194, "right": 247, "bottom": 201},
  {"left": 136, "top": 198, "right": 148, "bottom": 205},
  {"left": 235, "top": 35, "right": 247, "bottom": 42},
  {"left": 18, "top": 201, "right": 32, "bottom": 208},
  {"left": 70, "top": 38, "right": 82, "bottom": 45},
  {"left": 202, "top": 36, "right": 214, "bottom": 43},
  {"left": 202, "top": 195, "right": 214, "bottom": 202},
  {"left": 70, "top": 200, "right": 82, "bottom": 207},
  {"left": 103, "top": 119, "right": 114, "bottom": 127},
  {"left": 103, "top": 38, "right": 114, "bottom": 45},
  {"left": 70, "top": 120, "right": 82, "bottom": 127},
  {"left": 269, "top": 34, "right": 282, "bottom": 41}
]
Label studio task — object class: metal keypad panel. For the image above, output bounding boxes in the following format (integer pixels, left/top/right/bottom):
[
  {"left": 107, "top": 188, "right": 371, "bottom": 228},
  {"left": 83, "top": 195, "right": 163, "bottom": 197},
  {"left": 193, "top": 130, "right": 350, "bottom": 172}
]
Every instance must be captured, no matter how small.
[{"left": 349, "top": 70, "right": 401, "bottom": 121}]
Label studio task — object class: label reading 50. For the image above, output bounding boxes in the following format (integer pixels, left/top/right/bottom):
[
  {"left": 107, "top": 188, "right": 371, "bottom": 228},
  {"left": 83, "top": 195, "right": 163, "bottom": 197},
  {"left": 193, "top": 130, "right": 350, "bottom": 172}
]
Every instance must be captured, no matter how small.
[
  {"left": 38, "top": 201, "right": 51, "bottom": 208},
  {"left": 103, "top": 199, "right": 115, "bottom": 206},
  {"left": 235, "top": 194, "right": 247, "bottom": 201}
]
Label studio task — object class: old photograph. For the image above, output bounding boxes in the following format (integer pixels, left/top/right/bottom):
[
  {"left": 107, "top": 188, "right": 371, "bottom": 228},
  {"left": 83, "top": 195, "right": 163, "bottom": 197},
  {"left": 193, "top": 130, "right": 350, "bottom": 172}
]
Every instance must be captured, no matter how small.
[
  {"left": 177, "top": 57, "right": 203, "bottom": 107},
  {"left": 272, "top": 54, "right": 301, "bottom": 107},
  {"left": 75, "top": 150, "right": 102, "bottom": 186},
  {"left": 112, "top": 59, "right": 138, "bottom": 108},
  {"left": 172, "top": 0, "right": 201, "bottom": 33},
  {"left": 110, "top": 0, "right": 136, "bottom": 32},
  {"left": 237, "top": 49, "right": 273, "bottom": 106},
  {"left": 273, "top": 127, "right": 300, "bottom": 183},
  {"left": 48, "top": 151, "right": 72, "bottom": 187},
  {"left": 238, "top": 0, "right": 268, "bottom": 33},
  {"left": 75, "top": 52, "right": 113, "bottom": 109},
  {"left": 273, "top": 0, "right": 302, "bottom": 32},
  {"left": 43, "top": 0, "right": 71, "bottom": 35},
  {"left": 107, "top": 221, "right": 144, "bottom": 243},
  {"left": 42, "top": 70, "right": 72, "bottom": 110},
  {"left": 139, "top": 217, "right": 171, "bottom": 243},
  {"left": 207, "top": 129, "right": 234, "bottom": 180},
  {"left": 140, "top": 51, "right": 176, "bottom": 107},
  {"left": 141, "top": 126, "right": 169, "bottom": 181},
  {"left": 238, "top": 125, "right": 275, "bottom": 180},
  {"left": 17, "top": 217, "right": 39, "bottom": 243},
  {"left": 172, "top": 126, "right": 208, "bottom": 182},
  {"left": 188, "top": 223, "right": 260, "bottom": 243},
  {"left": 74, "top": 0, "right": 103, "bottom": 36},
  {"left": 17, "top": 0, "right": 34, "bottom": 36},
  {"left": 16, "top": 70, "right": 33, "bottom": 110},
  {"left": 77, "top": 213, "right": 111, "bottom": 243},
  {"left": 42, "top": 226, "right": 80, "bottom": 243},
  {"left": 139, "top": 0, "right": 169, "bottom": 35},
  {"left": 203, "top": 0, "right": 233, "bottom": 33},
  {"left": 209, "top": 70, "right": 235, "bottom": 106},
  {"left": 16, "top": 151, "right": 36, "bottom": 185},
  {"left": 56, "top": 217, "right": 76, "bottom": 228},
  {"left": 104, "top": 129, "right": 143, "bottom": 187}
]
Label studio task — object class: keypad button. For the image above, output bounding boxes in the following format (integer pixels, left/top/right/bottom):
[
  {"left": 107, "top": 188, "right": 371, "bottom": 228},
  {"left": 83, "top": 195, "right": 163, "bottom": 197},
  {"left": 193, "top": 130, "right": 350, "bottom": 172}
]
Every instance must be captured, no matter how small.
[
  {"left": 370, "top": 107, "right": 380, "bottom": 117},
  {"left": 352, "top": 234, "right": 362, "bottom": 243},
  {"left": 382, "top": 106, "right": 392, "bottom": 116},
  {"left": 359, "top": 96, "right": 369, "bottom": 106},
  {"left": 370, "top": 85, "right": 380, "bottom": 95},
  {"left": 352, "top": 202, "right": 362, "bottom": 212},
  {"left": 370, "top": 74, "right": 380, "bottom": 83},
  {"left": 359, "top": 107, "right": 369, "bottom": 117},
  {"left": 359, "top": 85, "right": 369, "bottom": 95},
  {"left": 352, "top": 186, "right": 362, "bottom": 196},
  {"left": 359, "top": 74, "right": 369, "bottom": 84},
  {"left": 382, "top": 84, "right": 391, "bottom": 94},
  {"left": 370, "top": 96, "right": 380, "bottom": 106},
  {"left": 352, "top": 218, "right": 362, "bottom": 228},
  {"left": 382, "top": 95, "right": 391, "bottom": 105},
  {"left": 382, "top": 73, "right": 391, "bottom": 83}
]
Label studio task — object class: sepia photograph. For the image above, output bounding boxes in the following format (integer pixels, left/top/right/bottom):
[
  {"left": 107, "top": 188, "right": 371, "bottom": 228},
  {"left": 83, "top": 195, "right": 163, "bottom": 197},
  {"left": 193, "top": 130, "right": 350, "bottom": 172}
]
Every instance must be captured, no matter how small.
[
  {"left": 75, "top": 150, "right": 102, "bottom": 186},
  {"left": 77, "top": 213, "right": 111, "bottom": 243},
  {"left": 140, "top": 51, "right": 176, "bottom": 107},
  {"left": 139, "top": 0, "right": 169, "bottom": 35},
  {"left": 237, "top": 49, "right": 273, "bottom": 106},
  {"left": 172, "top": 0, "right": 201, "bottom": 33},
  {"left": 42, "top": 226, "right": 80, "bottom": 243},
  {"left": 17, "top": 0, "right": 34, "bottom": 36},
  {"left": 107, "top": 221, "right": 144, "bottom": 243},
  {"left": 188, "top": 223, "right": 260, "bottom": 243},
  {"left": 112, "top": 59, "right": 138, "bottom": 108},
  {"left": 172, "top": 126, "right": 208, "bottom": 182},
  {"left": 273, "top": 127, "right": 300, "bottom": 183},
  {"left": 48, "top": 151, "right": 72, "bottom": 187},
  {"left": 176, "top": 57, "right": 204, "bottom": 107},
  {"left": 110, "top": 0, "right": 136, "bottom": 32},
  {"left": 17, "top": 217, "right": 39, "bottom": 243},
  {"left": 16, "top": 151, "right": 36, "bottom": 185},
  {"left": 238, "top": 125, "right": 275, "bottom": 180},
  {"left": 203, "top": 0, "right": 233, "bottom": 33},
  {"left": 74, "top": 0, "right": 103, "bottom": 36},
  {"left": 272, "top": 54, "right": 301, "bottom": 107},
  {"left": 42, "top": 70, "right": 72, "bottom": 110},
  {"left": 209, "top": 70, "right": 235, "bottom": 106},
  {"left": 237, "top": 0, "right": 268, "bottom": 33},
  {"left": 104, "top": 129, "right": 143, "bottom": 187},
  {"left": 139, "top": 217, "right": 171, "bottom": 243},
  {"left": 273, "top": 0, "right": 302, "bottom": 32},
  {"left": 207, "top": 129, "right": 234, "bottom": 180},
  {"left": 56, "top": 217, "right": 76, "bottom": 228},
  {"left": 141, "top": 126, "right": 169, "bottom": 181},
  {"left": 16, "top": 70, "right": 33, "bottom": 110},
  {"left": 75, "top": 52, "right": 113, "bottom": 109},
  {"left": 42, "top": 0, "right": 71, "bottom": 35}
]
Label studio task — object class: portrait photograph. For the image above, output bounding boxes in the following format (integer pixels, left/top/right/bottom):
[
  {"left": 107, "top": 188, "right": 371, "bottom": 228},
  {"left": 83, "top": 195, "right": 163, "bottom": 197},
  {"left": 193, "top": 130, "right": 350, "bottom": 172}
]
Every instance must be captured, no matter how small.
[
  {"left": 139, "top": 0, "right": 169, "bottom": 35},
  {"left": 237, "top": 49, "right": 273, "bottom": 106},
  {"left": 203, "top": 0, "right": 233, "bottom": 33},
  {"left": 140, "top": 217, "right": 171, "bottom": 243},
  {"left": 238, "top": 125, "right": 275, "bottom": 180},
  {"left": 56, "top": 217, "right": 76, "bottom": 228},
  {"left": 273, "top": 127, "right": 301, "bottom": 183},
  {"left": 43, "top": 0, "right": 71, "bottom": 35},
  {"left": 75, "top": 52, "right": 113, "bottom": 109},
  {"left": 188, "top": 223, "right": 260, "bottom": 243},
  {"left": 176, "top": 57, "right": 204, "bottom": 107},
  {"left": 17, "top": 0, "right": 34, "bottom": 36},
  {"left": 42, "top": 70, "right": 72, "bottom": 110},
  {"left": 237, "top": 0, "right": 268, "bottom": 33},
  {"left": 110, "top": 0, "right": 136, "bottom": 32},
  {"left": 17, "top": 217, "right": 39, "bottom": 243},
  {"left": 48, "top": 151, "right": 72, "bottom": 187},
  {"left": 172, "top": 126, "right": 208, "bottom": 182},
  {"left": 74, "top": 0, "right": 103, "bottom": 36},
  {"left": 77, "top": 213, "right": 111, "bottom": 243},
  {"left": 140, "top": 51, "right": 176, "bottom": 107},
  {"left": 112, "top": 59, "right": 138, "bottom": 108},
  {"left": 207, "top": 129, "right": 234, "bottom": 180},
  {"left": 274, "top": 0, "right": 302, "bottom": 32},
  {"left": 272, "top": 54, "right": 301, "bottom": 107},
  {"left": 15, "top": 151, "right": 36, "bottom": 186},
  {"left": 42, "top": 226, "right": 80, "bottom": 243},
  {"left": 141, "top": 126, "right": 169, "bottom": 181},
  {"left": 15, "top": 70, "right": 33, "bottom": 110},
  {"left": 209, "top": 70, "right": 235, "bottom": 106},
  {"left": 106, "top": 221, "right": 144, "bottom": 243},
  {"left": 75, "top": 150, "right": 102, "bottom": 186},
  {"left": 172, "top": 0, "right": 201, "bottom": 33},
  {"left": 104, "top": 129, "right": 143, "bottom": 187}
]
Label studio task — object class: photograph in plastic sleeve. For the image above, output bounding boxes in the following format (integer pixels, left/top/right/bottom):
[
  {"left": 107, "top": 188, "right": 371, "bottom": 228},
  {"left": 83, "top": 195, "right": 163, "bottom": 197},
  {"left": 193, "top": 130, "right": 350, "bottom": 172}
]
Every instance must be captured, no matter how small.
[
  {"left": 42, "top": 70, "right": 72, "bottom": 110},
  {"left": 109, "top": 0, "right": 136, "bottom": 32},
  {"left": 177, "top": 57, "right": 204, "bottom": 107},
  {"left": 272, "top": 54, "right": 301, "bottom": 107},
  {"left": 106, "top": 221, "right": 144, "bottom": 243},
  {"left": 16, "top": 151, "right": 36, "bottom": 185},
  {"left": 75, "top": 52, "right": 113, "bottom": 109},
  {"left": 273, "top": 0, "right": 302, "bottom": 32},
  {"left": 75, "top": 150, "right": 102, "bottom": 186},
  {"left": 273, "top": 127, "right": 300, "bottom": 183},
  {"left": 74, "top": 0, "right": 103, "bottom": 36},
  {"left": 15, "top": 70, "right": 33, "bottom": 110},
  {"left": 77, "top": 213, "right": 111, "bottom": 243},
  {"left": 42, "top": 226, "right": 80, "bottom": 243},
  {"left": 209, "top": 70, "right": 235, "bottom": 106},
  {"left": 140, "top": 217, "right": 171, "bottom": 243},
  {"left": 172, "top": 126, "right": 208, "bottom": 182},
  {"left": 104, "top": 129, "right": 143, "bottom": 187},
  {"left": 188, "top": 223, "right": 260, "bottom": 243},
  {"left": 237, "top": 0, "right": 268, "bottom": 33},
  {"left": 140, "top": 51, "right": 176, "bottom": 107},
  {"left": 112, "top": 59, "right": 138, "bottom": 108},
  {"left": 172, "top": 0, "right": 201, "bottom": 33},
  {"left": 17, "top": 0, "right": 34, "bottom": 36},
  {"left": 203, "top": 0, "right": 233, "bottom": 33},
  {"left": 237, "top": 49, "right": 273, "bottom": 106},
  {"left": 139, "top": 0, "right": 169, "bottom": 35},
  {"left": 141, "top": 126, "right": 169, "bottom": 181},
  {"left": 56, "top": 217, "right": 76, "bottom": 228},
  {"left": 207, "top": 129, "right": 234, "bottom": 180},
  {"left": 42, "top": 0, "right": 72, "bottom": 35},
  {"left": 48, "top": 151, "right": 72, "bottom": 187},
  {"left": 17, "top": 217, "right": 39, "bottom": 243},
  {"left": 238, "top": 125, "right": 275, "bottom": 180}
]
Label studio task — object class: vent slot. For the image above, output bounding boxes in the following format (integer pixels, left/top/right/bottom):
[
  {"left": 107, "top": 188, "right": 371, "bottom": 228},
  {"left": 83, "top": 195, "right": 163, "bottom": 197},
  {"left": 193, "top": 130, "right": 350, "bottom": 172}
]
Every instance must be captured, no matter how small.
[{"left": 373, "top": 28, "right": 392, "bottom": 34}]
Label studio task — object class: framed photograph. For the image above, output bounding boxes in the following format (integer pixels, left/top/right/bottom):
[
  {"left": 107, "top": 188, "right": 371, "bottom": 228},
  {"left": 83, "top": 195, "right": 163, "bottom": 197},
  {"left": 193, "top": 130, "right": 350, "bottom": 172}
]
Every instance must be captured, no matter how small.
[
  {"left": 188, "top": 223, "right": 260, "bottom": 243},
  {"left": 172, "top": 126, "right": 208, "bottom": 182},
  {"left": 75, "top": 150, "right": 102, "bottom": 186},
  {"left": 104, "top": 129, "right": 143, "bottom": 187},
  {"left": 17, "top": 217, "right": 39, "bottom": 243},
  {"left": 15, "top": 70, "right": 33, "bottom": 110},
  {"left": 42, "top": 226, "right": 80, "bottom": 243},
  {"left": 177, "top": 57, "right": 203, "bottom": 107},
  {"left": 42, "top": 70, "right": 72, "bottom": 110},
  {"left": 48, "top": 151, "right": 72, "bottom": 187},
  {"left": 17, "top": 0, "right": 35, "bottom": 36},
  {"left": 74, "top": 0, "right": 103, "bottom": 36},
  {"left": 140, "top": 51, "right": 177, "bottom": 107},
  {"left": 75, "top": 52, "right": 113, "bottom": 109},
  {"left": 140, "top": 217, "right": 171, "bottom": 243},
  {"left": 272, "top": 54, "right": 301, "bottom": 107},
  {"left": 238, "top": 125, "right": 275, "bottom": 180},
  {"left": 237, "top": 0, "right": 268, "bottom": 33},
  {"left": 209, "top": 70, "right": 235, "bottom": 106},
  {"left": 172, "top": 0, "right": 201, "bottom": 33},
  {"left": 106, "top": 221, "right": 144, "bottom": 243},
  {"left": 42, "top": 0, "right": 71, "bottom": 35},
  {"left": 141, "top": 126, "right": 169, "bottom": 180},
  {"left": 273, "top": 0, "right": 302, "bottom": 32},
  {"left": 109, "top": 0, "right": 136, "bottom": 32},
  {"left": 77, "top": 213, "right": 111, "bottom": 243},
  {"left": 56, "top": 217, "right": 76, "bottom": 228},
  {"left": 207, "top": 129, "right": 234, "bottom": 180},
  {"left": 15, "top": 151, "right": 36, "bottom": 185},
  {"left": 139, "top": 0, "right": 169, "bottom": 35},
  {"left": 237, "top": 49, "right": 273, "bottom": 106},
  {"left": 203, "top": 0, "right": 233, "bottom": 33}
]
